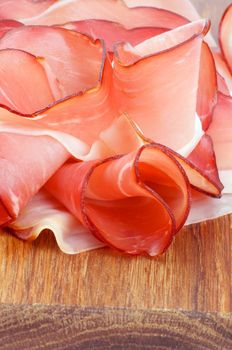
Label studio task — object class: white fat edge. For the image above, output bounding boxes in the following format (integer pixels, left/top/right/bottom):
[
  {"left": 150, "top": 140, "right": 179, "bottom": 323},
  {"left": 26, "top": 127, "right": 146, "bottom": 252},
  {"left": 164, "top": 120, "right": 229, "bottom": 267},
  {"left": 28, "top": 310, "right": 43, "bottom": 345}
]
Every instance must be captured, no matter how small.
[
  {"left": 123, "top": 19, "right": 207, "bottom": 57},
  {"left": 219, "top": 170, "right": 232, "bottom": 194},
  {"left": 177, "top": 113, "right": 204, "bottom": 157},
  {"left": 0, "top": 120, "right": 92, "bottom": 160},
  {"left": 185, "top": 193, "right": 232, "bottom": 225},
  {"left": 21, "top": 0, "right": 76, "bottom": 24}
]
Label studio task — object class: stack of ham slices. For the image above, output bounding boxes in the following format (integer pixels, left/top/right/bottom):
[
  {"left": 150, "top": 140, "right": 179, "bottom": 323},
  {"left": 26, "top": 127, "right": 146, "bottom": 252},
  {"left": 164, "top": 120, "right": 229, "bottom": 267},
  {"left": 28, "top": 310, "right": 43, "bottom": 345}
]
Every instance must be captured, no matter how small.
[{"left": 0, "top": 0, "right": 231, "bottom": 256}]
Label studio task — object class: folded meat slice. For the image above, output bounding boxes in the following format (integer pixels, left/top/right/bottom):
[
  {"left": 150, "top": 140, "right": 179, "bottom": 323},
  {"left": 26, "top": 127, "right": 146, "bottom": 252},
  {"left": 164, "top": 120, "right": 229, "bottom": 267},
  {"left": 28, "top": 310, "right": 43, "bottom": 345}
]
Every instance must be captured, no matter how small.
[
  {"left": 207, "top": 92, "right": 232, "bottom": 193},
  {"left": 0, "top": 49, "right": 54, "bottom": 113},
  {"left": 213, "top": 50, "right": 232, "bottom": 96},
  {"left": 113, "top": 19, "right": 209, "bottom": 150},
  {"left": 0, "top": 0, "right": 55, "bottom": 20},
  {"left": 7, "top": 190, "right": 104, "bottom": 254},
  {"left": 0, "top": 26, "right": 104, "bottom": 100},
  {"left": 0, "top": 133, "right": 69, "bottom": 227},
  {"left": 46, "top": 144, "right": 190, "bottom": 256},
  {"left": 0, "top": 43, "right": 116, "bottom": 147},
  {"left": 219, "top": 4, "right": 232, "bottom": 75},
  {"left": 0, "top": 20, "right": 23, "bottom": 39},
  {"left": 20, "top": 0, "right": 188, "bottom": 28},
  {"left": 60, "top": 20, "right": 167, "bottom": 53},
  {"left": 197, "top": 43, "right": 217, "bottom": 131}
]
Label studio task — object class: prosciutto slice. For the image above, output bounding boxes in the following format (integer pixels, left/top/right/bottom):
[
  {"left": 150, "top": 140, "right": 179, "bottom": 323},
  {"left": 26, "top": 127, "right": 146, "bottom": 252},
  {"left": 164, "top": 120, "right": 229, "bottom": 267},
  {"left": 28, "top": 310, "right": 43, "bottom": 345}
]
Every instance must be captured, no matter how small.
[
  {"left": 197, "top": 43, "right": 217, "bottom": 130},
  {"left": 219, "top": 4, "right": 232, "bottom": 75},
  {"left": 207, "top": 93, "right": 232, "bottom": 193},
  {"left": 113, "top": 19, "right": 209, "bottom": 150},
  {"left": 0, "top": 20, "right": 23, "bottom": 39},
  {"left": 0, "top": 26, "right": 104, "bottom": 100},
  {"left": 60, "top": 20, "right": 167, "bottom": 53},
  {"left": 0, "top": 133, "right": 69, "bottom": 226},
  {"left": 7, "top": 190, "right": 104, "bottom": 254},
  {"left": 0, "top": 49, "right": 54, "bottom": 113},
  {"left": 46, "top": 144, "right": 190, "bottom": 256}
]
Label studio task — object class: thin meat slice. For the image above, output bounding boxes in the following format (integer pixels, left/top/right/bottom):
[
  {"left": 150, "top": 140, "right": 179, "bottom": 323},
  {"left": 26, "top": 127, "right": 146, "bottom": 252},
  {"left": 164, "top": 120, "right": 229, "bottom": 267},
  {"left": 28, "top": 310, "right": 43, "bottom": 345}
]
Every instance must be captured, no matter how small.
[
  {"left": 0, "top": 26, "right": 104, "bottom": 100},
  {"left": 0, "top": 0, "right": 55, "bottom": 20},
  {"left": 219, "top": 4, "right": 232, "bottom": 75},
  {"left": 0, "top": 133, "right": 69, "bottom": 226},
  {"left": 187, "top": 135, "right": 223, "bottom": 196},
  {"left": 213, "top": 50, "right": 232, "bottom": 96},
  {"left": 0, "top": 49, "right": 54, "bottom": 114},
  {"left": 207, "top": 93, "right": 232, "bottom": 170},
  {"left": 0, "top": 20, "right": 23, "bottom": 39},
  {"left": 0, "top": 56, "right": 116, "bottom": 147},
  {"left": 113, "top": 20, "right": 209, "bottom": 150},
  {"left": 60, "top": 20, "right": 167, "bottom": 53},
  {"left": 20, "top": 0, "right": 188, "bottom": 29},
  {"left": 207, "top": 93, "right": 232, "bottom": 193},
  {"left": 197, "top": 43, "right": 217, "bottom": 131},
  {"left": 46, "top": 144, "right": 190, "bottom": 256},
  {"left": 7, "top": 190, "right": 104, "bottom": 254}
]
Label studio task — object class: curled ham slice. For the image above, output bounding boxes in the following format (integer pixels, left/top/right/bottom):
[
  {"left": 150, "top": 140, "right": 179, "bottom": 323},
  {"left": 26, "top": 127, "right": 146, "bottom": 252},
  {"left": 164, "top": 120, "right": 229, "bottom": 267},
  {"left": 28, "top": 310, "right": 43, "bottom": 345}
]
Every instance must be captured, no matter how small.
[
  {"left": 0, "top": 26, "right": 104, "bottom": 100},
  {"left": 0, "top": 133, "right": 69, "bottom": 226},
  {"left": 7, "top": 190, "right": 104, "bottom": 254},
  {"left": 219, "top": 4, "right": 232, "bottom": 75},
  {"left": 213, "top": 50, "right": 232, "bottom": 96},
  {"left": 207, "top": 93, "right": 232, "bottom": 193},
  {"left": 0, "top": 49, "right": 54, "bottom": 113},
  {"left": 46, "top": 144, "right": 190, "bottom": 256},
  {"left": 113, "top": 19, "right": 209, "bottom": 150},
  {"left": 197, "top": 43, "right": 217, "bottom": 131},
  {"left": 60, "top": 20, "right": 167, "bottom": 53}
]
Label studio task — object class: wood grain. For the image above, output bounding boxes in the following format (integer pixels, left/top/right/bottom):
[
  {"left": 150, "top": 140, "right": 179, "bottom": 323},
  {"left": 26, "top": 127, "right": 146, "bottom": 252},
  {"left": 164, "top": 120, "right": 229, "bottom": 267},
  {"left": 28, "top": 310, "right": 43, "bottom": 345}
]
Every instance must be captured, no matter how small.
[
  {"left": 0, "top": 215, "right": 231, "bottom": 312},
  {"left": 0, "top": 1, "right": 231, "bottom": 349},
  {"left": 0, "top": 305, "right": 231, "bottom": 350}
]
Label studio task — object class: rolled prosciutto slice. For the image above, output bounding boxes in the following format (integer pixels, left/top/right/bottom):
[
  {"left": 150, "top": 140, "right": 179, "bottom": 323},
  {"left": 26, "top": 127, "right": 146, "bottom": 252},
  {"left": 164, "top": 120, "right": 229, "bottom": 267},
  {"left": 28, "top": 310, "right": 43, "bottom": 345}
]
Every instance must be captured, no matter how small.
[
  {"left": 219, "top": 4, "right": 232, "bottom": 75},
  {"left": 113, "top": 19, "right": 209, "bottom": 150},
  {"left": 8, "top": 190, "right": 104, "bottom": 254},
  {"left": 46, "top": 144, "right": 190, "bottom": 256}
]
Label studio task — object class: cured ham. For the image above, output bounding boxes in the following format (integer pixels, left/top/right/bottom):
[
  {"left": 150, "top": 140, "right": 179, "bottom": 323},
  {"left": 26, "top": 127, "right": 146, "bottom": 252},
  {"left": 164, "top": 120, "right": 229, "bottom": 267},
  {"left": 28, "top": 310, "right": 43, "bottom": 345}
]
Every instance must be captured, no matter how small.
[
  {"left": 0, "top": 0, "right": 231, "bottom": 256},
  {"left": 219, "top": 4, "right": 232, "bottom": 74},
  {"left": 197, "top": 43, "right": 217, "bottom": 130},
  {"left": 8, "top": 190, "right": 104, "bottom": 254},
  {"left": 60, "top": 20, "right": 167, "bottom": 53},
  {"left": 207, "top": 93, "right": 232, "bottom": 194},
  {"left": 0, "top": 49, "right": 54, "bottom": 113},
  {"left": 0, "top": 133, "right": 69, "bottom": 226},
  {"left": 0, "top": 20, "right": 23, "bottom": 39},
  {"left": 0, "top": 26, "right": 105, "bottom": 100},
  {"left": 113, "top": 20, "right": 209, "bottom": 150},
  {"left": 46, "top": 144, "right": 190, "bottom": 255}
]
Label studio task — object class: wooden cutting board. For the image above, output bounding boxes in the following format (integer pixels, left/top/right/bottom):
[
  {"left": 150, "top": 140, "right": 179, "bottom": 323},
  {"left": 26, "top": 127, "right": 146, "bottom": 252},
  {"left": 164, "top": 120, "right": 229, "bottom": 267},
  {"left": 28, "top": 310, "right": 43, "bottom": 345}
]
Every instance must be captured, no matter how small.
[
  {"left": 0, "top": 215, "right": 231, "bottom": 349},
  {"left": 0, "top": 1, "right": 231, "bottom": 349}
]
